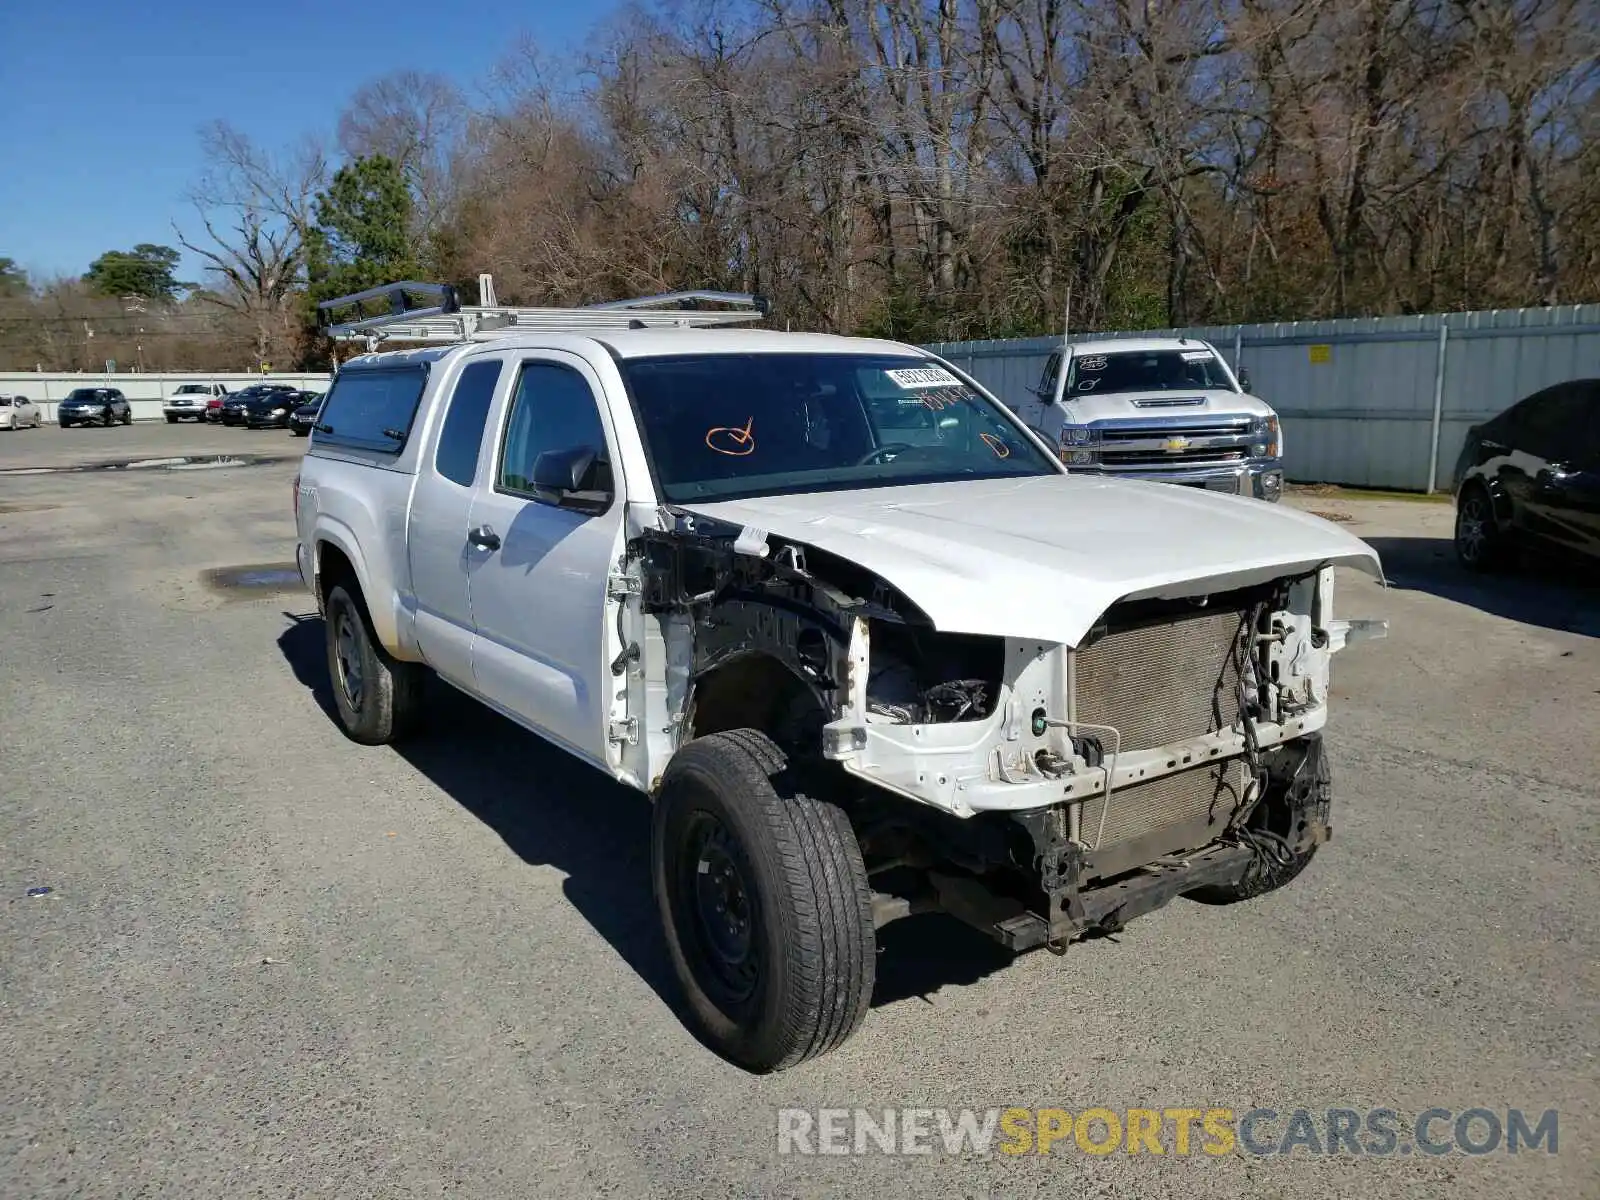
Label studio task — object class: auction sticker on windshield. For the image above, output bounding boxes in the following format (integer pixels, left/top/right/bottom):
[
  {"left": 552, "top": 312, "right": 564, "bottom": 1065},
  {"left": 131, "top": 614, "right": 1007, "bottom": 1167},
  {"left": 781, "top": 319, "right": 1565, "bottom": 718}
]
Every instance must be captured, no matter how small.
[{"left": 885, "top": 366, "right": 963, "bottom": 389}]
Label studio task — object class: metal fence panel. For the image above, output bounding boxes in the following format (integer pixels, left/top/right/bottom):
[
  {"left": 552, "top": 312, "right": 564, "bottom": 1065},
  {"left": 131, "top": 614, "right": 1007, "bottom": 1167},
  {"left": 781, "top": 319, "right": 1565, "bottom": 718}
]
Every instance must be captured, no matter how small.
[{"left": 928, "top": 304, "right": 1600, "bottom": 491}]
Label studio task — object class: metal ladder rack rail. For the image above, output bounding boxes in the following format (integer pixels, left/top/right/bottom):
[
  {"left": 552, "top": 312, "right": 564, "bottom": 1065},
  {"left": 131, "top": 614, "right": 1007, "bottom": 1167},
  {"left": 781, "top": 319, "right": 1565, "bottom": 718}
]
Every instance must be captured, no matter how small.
[{"left": 317, "top": 279, "right": 769, "bottom": 346}]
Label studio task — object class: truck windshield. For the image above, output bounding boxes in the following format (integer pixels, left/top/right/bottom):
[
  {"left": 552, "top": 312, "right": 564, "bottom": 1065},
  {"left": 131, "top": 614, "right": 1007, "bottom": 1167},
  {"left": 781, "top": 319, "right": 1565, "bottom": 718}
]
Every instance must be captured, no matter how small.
[
  {"left": 1068, "top": 349, "right": 1236, "bottom": 395},
  {"left": 622, "top": 353, "right": 1059, "bottom": 503},
  {"left": 174, "top": 385, "right": 208, "bottom": 394}
]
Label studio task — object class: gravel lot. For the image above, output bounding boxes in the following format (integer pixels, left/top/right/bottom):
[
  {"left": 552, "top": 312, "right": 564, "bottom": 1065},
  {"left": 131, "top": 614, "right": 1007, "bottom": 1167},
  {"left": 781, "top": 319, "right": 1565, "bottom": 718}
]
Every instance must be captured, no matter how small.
[{"left": 2, "top": 422, "right": 1595, "bottom": 1198}]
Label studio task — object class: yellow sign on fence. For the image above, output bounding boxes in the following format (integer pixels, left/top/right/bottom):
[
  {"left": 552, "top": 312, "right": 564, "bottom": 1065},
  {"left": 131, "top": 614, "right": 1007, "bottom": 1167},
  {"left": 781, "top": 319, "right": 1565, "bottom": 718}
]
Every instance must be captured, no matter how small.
[{"left": 1308, "top": 344, "right": 1332, "bottom": 364}]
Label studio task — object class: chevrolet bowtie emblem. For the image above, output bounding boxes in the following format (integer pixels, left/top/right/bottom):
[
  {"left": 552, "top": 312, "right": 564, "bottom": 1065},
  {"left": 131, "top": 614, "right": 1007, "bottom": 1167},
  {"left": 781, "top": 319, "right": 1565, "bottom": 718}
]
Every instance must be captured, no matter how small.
[{"left": 1163, "top": 435, "right": 1191, "bottom": 454}]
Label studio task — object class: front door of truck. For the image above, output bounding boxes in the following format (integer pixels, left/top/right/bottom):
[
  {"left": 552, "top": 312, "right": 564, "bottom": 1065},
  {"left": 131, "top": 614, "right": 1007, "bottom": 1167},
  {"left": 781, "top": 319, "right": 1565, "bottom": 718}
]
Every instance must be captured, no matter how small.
[
  {"left": 407, "top": 356, "right": 507, "bottom": 688},
  {"left": 465, "top": 353, "right": 625, "bottom": 768}
]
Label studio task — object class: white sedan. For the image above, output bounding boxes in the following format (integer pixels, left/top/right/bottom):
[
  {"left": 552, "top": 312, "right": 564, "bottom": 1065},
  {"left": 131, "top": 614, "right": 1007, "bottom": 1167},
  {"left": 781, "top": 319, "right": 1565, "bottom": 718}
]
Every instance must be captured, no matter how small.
[{"left": 0, "top": 395, "right": 42, "bottom": 429}]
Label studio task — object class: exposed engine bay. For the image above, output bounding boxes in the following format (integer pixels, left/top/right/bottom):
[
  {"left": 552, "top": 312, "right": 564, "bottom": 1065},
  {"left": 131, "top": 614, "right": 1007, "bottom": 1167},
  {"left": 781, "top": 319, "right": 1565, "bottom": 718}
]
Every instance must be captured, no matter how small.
[{"left": 612, "top": 504, "right": 1381, "bottom": 952}]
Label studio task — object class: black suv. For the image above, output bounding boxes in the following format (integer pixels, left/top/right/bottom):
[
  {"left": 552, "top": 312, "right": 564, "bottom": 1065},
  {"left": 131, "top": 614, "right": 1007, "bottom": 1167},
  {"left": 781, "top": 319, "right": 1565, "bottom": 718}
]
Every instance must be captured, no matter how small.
[
  {"left": 1453, "top": 378, "right": 1600, "bottom": 570},
  {"left": 58, "top": 388, "right": 133, "bottom": 428}
]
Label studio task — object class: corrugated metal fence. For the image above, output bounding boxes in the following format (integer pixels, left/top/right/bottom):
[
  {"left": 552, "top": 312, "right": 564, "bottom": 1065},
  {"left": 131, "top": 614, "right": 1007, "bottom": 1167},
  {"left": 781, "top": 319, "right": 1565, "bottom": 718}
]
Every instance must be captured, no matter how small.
[
  {"left": 0, "top": 371, "right": 332, "bottom": 424},
  {"left": 927, "top": 305, "right": 1600, "bottom": 492}
]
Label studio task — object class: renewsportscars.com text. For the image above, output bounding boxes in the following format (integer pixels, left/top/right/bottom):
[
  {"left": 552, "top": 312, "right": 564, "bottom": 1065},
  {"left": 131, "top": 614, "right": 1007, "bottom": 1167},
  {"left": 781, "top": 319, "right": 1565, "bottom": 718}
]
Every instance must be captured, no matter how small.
[{"left": 776, "top": 1106, "right": 1559, "bottom": 1158}]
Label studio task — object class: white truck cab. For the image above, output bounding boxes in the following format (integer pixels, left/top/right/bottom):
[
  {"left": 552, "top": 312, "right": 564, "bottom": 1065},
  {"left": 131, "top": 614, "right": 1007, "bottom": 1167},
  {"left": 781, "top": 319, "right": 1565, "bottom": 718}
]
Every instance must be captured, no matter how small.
[
  {"left": 294, "top": 282, "right": 1384, "bottom": 1072},
  {"left": 1011, "top": 337, "right": 1284, "bottom": 501}
]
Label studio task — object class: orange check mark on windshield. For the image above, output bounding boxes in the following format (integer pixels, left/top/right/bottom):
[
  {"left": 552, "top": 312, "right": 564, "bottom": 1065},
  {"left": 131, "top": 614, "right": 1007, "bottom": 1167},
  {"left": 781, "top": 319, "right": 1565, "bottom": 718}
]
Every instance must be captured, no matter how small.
[{"left": 706, "top": 416, "right": 756, "bottom": 456}]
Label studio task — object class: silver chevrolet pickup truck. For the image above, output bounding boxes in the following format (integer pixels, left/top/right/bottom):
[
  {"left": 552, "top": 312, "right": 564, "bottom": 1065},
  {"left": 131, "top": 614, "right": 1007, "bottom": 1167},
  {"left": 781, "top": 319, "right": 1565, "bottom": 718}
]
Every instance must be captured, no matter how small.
[{"left": 1008, "top": 337, "right": 1285, "bottom": 501}]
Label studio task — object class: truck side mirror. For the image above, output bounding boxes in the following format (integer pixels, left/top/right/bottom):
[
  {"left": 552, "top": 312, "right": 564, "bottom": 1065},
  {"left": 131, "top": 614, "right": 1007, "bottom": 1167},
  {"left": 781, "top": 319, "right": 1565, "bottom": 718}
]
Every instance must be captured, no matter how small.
[
  {"left": 532, "top": 445, "right": 613, "bottom": 511},
  {"left": 1238, "top": 369, "right": 1252, "bottom": 393},
  {"left": 533, "top": 446, "right": 596, "bottom": 492}
]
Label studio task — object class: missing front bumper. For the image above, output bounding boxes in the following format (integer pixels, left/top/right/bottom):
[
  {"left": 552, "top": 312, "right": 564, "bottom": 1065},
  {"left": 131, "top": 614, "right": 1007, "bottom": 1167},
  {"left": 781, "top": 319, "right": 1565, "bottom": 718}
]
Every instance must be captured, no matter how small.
[{"left": 872, "top": 734, "right": 1331, "bottom": 952}]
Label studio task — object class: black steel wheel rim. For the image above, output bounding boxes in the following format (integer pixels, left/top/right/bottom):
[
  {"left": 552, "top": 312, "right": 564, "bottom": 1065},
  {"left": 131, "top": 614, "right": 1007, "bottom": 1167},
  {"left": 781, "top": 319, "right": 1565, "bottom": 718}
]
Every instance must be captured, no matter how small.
[
  {"left": 678, "top": 810, "right": 759, "bottom": 1005},
  {"left": 332, "top": 601, "right": 364, "bottom": 711}
]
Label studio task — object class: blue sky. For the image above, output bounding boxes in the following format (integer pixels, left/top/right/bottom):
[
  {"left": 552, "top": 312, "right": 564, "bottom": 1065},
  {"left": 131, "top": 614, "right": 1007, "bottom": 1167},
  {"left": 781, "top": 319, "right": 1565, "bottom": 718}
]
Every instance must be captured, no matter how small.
[{"left": 0, "top": 0, "right": 614, "bottom": 284}]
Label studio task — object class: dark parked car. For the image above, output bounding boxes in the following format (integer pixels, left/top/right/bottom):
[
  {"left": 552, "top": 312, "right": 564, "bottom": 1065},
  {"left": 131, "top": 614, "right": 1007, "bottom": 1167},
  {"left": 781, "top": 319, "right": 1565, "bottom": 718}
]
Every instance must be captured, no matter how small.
[
  {"left": 58, "top": 388, "right": 133, "bottom": 428},
  {"left": 220, "top": 384, "right": 295, "bottom": 426},
  {"left": 286, "top": 392, "right": 325, "bottom": 436},
  {"left": 1453, "top": 378, "right": 1600, "bottom": 570},
  {"left": 242, "top": 389, "right": 312, "bottom": 429}
]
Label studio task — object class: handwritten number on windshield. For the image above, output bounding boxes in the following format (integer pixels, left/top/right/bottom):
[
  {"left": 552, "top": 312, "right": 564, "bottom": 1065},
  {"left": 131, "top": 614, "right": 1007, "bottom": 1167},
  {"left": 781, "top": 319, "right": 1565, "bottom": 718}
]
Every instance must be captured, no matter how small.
[
  {"left": 979, "top": 433, "right": 1011, "bottom": 458},
  {"left": 706, "top": 416, "right": 756, "bottom": 456}
]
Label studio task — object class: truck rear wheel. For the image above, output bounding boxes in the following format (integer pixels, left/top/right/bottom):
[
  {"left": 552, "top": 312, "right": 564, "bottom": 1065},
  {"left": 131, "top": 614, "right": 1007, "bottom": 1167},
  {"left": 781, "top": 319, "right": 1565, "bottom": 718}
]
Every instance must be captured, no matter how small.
[
  {"left": 324, "top": 583, "right": 424, "bottom": 745},
  {"left": 653, "top": 729, "right": 875, "bottom": 1072}
]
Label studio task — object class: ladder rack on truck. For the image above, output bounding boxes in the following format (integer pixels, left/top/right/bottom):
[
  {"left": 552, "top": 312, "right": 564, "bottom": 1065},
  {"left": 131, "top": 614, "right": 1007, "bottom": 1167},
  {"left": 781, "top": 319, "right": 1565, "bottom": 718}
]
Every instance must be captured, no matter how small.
[{"left": 317, "top": 276, "right": 768, "bottom": 347}]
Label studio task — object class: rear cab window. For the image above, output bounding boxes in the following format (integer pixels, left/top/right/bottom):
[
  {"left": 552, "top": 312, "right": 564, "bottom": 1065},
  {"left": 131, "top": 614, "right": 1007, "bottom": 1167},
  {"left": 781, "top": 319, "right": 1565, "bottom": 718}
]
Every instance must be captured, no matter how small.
[{"left": 313, "top": 365, "right": 430, "bottom": 453}]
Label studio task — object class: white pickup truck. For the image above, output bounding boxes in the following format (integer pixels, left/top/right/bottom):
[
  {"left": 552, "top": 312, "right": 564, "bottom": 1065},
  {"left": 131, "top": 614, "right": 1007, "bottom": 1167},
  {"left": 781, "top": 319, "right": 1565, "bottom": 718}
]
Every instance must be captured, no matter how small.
[
  {"left": 1008, "top": 337, "right": 1286, "bottom": 501},
  {"left": 163, "top": 381, "right": 228, "bottom": 422},
  {"left": 295, "top": 283, "right": 1385, "bottom": 1072}
]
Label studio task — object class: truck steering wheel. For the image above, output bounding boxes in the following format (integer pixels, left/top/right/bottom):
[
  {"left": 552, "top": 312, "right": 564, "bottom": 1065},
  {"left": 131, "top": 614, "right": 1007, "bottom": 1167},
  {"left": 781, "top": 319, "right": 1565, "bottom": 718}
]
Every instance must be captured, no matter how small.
[{"left": 856, "top": 442, "right": 916, "bottom": 466}]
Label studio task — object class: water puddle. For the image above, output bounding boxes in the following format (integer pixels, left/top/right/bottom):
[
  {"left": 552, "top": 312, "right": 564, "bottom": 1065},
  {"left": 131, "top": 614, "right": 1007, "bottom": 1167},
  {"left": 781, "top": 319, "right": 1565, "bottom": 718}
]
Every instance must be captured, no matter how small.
[
  {"left": 0, "top": 502, "right": 60, "bottom": 514},
  {"left": 200, "top": 563, "right": 305, "bottom": 596},
  {"left": 0, "top": 454, "right": 268, "bottom": 476}
]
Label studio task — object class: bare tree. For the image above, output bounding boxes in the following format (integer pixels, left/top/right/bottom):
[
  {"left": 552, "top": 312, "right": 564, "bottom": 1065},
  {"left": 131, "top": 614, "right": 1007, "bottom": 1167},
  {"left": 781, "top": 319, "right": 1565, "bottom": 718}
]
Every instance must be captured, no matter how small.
[
  {"left": 192, "top": 121, "right": 328, "bottom": 240},
  {"left": 338, "top": 70, "right": 469, "bottom": 242},
  {"left": 173, "top": 208, "right": 302, "bottom": 363}
]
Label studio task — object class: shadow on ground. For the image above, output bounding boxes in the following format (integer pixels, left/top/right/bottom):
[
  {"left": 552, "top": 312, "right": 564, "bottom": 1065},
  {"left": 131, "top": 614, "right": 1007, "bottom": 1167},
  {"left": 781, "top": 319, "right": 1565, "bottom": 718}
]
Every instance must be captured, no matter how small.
[
  {"left": 275, "top": 613, "right": 1017, "bottom": 1025},
  {"left": 1365, "top": 537, "right": 1600, "bottom": 637}
]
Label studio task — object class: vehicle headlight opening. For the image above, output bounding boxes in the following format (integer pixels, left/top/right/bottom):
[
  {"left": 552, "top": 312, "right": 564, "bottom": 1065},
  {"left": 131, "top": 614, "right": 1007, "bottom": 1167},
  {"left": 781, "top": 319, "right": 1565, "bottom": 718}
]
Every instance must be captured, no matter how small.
[
  {"left": 1058, "top": 424, "right": 1100, "bottom": 465},
  {"left": 1250, "top": 415, "right": 1280, "bottom": 457}
]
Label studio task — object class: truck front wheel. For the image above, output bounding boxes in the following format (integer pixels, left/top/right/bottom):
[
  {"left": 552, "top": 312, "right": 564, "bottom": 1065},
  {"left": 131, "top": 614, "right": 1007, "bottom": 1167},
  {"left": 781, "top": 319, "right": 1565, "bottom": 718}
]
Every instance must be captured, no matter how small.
[
  {"left": 653, "top": 730, "right": 875, "bottom": 1072},
  {"left": 324, "top": 583, "right": 424, "bottom": 745},
  {"left": 1188, "top": 736, "right": 1329, "bottom": 904}
]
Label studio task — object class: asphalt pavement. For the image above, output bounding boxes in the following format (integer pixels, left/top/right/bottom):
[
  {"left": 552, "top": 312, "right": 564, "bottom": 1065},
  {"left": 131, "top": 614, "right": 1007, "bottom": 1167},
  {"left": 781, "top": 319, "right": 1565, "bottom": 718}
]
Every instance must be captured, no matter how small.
[{"left": 2, "top": 422, "right": 1595, "bottom": 1198}]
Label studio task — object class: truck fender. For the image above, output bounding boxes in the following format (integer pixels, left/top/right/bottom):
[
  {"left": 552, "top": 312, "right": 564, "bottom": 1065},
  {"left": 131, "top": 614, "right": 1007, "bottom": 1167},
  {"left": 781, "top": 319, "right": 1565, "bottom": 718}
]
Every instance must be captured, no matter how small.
[{"left": 311, "top": 519, "right": 408, "bottom": 659}]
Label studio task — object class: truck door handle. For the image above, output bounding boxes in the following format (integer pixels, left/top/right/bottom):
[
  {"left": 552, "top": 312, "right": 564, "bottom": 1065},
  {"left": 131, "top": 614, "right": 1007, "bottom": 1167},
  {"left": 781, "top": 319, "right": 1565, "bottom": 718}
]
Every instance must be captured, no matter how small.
[{"left": 468, "top": 525, "right": 501, "bottom": 552}]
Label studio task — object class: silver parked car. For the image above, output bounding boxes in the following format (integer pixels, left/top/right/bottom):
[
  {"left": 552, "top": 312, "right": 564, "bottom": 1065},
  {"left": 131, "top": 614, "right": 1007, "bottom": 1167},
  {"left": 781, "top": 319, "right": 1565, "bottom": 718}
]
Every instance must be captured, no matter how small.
[{"left": 0, "top": 394, "right": 43, "bottom": 429}]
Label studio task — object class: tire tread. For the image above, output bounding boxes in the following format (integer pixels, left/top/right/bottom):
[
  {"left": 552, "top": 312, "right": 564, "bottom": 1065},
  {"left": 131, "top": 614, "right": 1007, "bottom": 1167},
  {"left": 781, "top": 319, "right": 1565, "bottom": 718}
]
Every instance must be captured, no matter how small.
[{"left": 656, "top": 729, "right": 874, "bottom": 1071}]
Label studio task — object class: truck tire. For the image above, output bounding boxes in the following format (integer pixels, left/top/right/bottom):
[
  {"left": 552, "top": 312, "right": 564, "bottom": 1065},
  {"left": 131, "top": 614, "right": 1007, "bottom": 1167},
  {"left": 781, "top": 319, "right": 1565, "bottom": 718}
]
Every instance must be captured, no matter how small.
[
  {"left": 324, "top": 583, "right": 424, "bottom": 745},
  {"left": 1188, "top": 741, "right": 1329, "bottom": 904},
  {"left": 653, "top": 729, "right": 875, "bottom": 1072},
  {"left": 165, "top": 414, "right": 178, "bottom": 424}
]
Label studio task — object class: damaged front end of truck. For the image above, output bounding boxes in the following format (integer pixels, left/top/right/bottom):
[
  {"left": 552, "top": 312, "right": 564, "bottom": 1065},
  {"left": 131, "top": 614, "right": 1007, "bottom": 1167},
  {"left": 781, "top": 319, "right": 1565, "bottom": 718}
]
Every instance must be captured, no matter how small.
[{"left": 607, "top": 502, "right": 1386, "bottom": 955}]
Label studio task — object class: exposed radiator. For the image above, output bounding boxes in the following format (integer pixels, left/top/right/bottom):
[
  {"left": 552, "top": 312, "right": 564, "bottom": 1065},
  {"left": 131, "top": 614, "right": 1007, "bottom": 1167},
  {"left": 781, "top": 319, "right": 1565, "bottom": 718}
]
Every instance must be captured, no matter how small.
[
  {"left": 1071, "top": 605, "right": 1254, "bottom": 878},
  {"left": 1079, "top": 758, "right": 1251, "bottom": 852},
  {"left": 1072, "top": 606, "right": 1247, "bottom": 753}
]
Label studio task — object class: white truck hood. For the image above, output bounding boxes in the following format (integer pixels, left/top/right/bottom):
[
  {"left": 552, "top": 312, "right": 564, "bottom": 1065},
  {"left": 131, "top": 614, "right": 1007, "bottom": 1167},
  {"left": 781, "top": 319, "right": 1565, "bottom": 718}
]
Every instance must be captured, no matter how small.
[
  {"left": 682, "top": 474, "right": 1382, "bottom": 647},
  {"left": 1061, "top": 388, "right": 1273, "bottom": 425}
]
